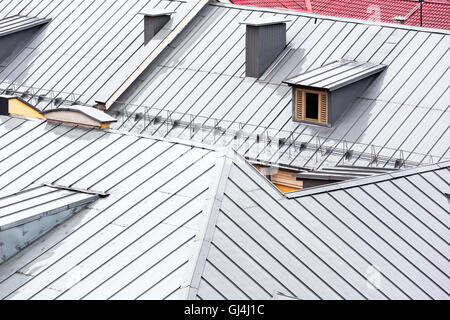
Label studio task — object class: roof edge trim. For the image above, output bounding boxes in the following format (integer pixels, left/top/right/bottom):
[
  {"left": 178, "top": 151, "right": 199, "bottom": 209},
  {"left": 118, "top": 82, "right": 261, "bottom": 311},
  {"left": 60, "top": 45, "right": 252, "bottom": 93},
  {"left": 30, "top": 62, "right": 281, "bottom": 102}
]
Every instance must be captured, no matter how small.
[{"left": 286, "top": 161, "right": 450, "bottom": 199}]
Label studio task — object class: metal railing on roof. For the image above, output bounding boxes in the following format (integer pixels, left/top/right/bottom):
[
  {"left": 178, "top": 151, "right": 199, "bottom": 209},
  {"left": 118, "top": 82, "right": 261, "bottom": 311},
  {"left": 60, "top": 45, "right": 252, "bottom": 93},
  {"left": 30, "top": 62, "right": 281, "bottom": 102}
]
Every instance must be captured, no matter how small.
[{"left": 111, "top": 101, "right": 435, "bottom": 170}]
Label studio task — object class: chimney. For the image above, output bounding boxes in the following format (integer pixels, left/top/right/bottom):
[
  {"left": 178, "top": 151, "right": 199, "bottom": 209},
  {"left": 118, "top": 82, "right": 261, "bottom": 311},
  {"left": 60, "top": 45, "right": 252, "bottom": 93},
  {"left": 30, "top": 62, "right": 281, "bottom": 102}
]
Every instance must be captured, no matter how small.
[
  {"left": 139, "top": 9, "right": 176, "bottom": 45},
  {"left": 241, "top": 17, "right": 290, "bottom": 78}
]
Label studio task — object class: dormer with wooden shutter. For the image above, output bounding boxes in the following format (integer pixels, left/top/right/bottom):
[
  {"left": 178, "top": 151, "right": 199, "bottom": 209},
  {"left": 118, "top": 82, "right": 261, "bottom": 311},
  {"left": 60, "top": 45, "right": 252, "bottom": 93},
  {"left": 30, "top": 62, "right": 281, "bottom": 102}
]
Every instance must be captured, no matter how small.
[{"left": 284, "top": 60, "right": 387, "bottom": 127}]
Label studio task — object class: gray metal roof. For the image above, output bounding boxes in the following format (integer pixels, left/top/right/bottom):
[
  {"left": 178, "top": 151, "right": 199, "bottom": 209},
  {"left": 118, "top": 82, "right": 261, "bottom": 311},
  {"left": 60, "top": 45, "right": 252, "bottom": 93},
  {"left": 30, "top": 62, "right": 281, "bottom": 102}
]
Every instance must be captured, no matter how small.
[
  {"left": 283, "top": 60, "right": 387, "bottom": 91},
  {"left": 43, "top": 105, "right": 117, "bottom": 124},
  {"left": 0, "top": 15, "right": 50, "bottom": 38},
  {"left": 192, "top": 157, "right": 450, "bottom": 300},
  {"left": 0, "top": 115, "right": 448, "bottom": 299},
  {"left": 110, "top": 2, "right": 450, "bottom": 171},
  {"left": 0, "top": 0, "right": 208, "bottom": 110},
  {"left": 0, "top": 114, "right": 221, "bottom": 300}
]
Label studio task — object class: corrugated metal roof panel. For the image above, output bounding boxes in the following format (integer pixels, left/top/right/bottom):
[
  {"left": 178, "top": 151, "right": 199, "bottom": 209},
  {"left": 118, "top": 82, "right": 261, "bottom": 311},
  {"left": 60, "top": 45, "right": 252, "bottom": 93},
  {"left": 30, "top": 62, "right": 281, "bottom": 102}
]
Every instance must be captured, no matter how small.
[{"left": 192, "top": 152, "right": 450, "bottom": 300}]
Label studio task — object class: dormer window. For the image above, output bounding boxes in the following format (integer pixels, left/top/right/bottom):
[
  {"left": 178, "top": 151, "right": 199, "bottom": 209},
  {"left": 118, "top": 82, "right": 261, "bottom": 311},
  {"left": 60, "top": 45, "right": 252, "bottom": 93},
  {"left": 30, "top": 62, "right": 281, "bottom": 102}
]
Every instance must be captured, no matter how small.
[
  {"left": 295, "top": 88, "right": 328, "bottom": 125},
  {"left": 285, "top": 60, "right": 386, "bottom": 127}
]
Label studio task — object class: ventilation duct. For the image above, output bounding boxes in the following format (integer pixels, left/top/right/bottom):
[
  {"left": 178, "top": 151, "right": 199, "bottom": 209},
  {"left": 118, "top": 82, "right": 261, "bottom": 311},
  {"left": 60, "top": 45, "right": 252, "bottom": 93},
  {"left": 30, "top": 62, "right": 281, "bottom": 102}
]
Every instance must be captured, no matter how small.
[{"left": 241, "top": 17, "right": 289, "bottom": 78}]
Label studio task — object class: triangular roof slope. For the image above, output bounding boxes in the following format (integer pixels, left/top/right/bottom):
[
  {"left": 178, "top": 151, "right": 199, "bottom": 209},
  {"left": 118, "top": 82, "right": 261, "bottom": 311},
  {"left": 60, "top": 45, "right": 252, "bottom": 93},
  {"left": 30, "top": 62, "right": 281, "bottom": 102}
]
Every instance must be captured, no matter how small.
[{"left": 188, "top": 155, "right": 450, "bottom": 299}]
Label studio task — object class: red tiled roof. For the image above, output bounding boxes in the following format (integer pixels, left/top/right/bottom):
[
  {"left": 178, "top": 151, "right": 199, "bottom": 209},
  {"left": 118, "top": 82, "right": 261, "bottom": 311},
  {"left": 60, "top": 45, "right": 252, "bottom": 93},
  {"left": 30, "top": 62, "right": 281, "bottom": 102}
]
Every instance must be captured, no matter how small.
[{"left": 231, "top": 0, "right": 450, "bottom": 30}]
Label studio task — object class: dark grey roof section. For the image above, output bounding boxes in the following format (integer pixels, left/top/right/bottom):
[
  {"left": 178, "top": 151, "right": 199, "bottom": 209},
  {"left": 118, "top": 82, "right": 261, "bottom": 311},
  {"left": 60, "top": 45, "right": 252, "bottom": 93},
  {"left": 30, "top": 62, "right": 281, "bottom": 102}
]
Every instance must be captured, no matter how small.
[
  {"left": 0, "top": 185, "right": 98, "bottom": 230},
  {"left": 0, "top": 15, "right": 50, "bottom": 38},
  {"left": 283, "top": 60, "right": 387, "bottom": 91},
  {"left": 42, "top": 105, "right": 117, "bottom": 124},
  {"left": 110, "top": 2, "right": 450, "bottom": 171},
  {"left": 295, "top": 165, "right": 398, "bottom": 181},
  {"left": 0, "top": 185, "right": 98, "bottom": 263}
]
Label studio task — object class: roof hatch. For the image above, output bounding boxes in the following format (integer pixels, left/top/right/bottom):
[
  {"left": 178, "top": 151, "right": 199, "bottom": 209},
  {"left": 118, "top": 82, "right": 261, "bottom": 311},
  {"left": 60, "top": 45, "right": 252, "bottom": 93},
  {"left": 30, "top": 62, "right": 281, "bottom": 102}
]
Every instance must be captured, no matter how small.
[
  {"left": 0, "top": 185, "right": 100, "bottom": 263},
  {"left": 0, "top": 95, "right": 44, "bottom": 119},
  {"left": 0, "top": 15, "right": 50, "bottom": 64}
]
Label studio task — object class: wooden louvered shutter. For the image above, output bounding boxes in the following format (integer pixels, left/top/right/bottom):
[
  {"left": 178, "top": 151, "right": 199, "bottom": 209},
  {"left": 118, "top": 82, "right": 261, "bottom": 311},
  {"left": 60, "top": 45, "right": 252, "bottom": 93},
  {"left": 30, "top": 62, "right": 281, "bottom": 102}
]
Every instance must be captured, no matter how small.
[
  {"left": 295, "top": 89, "right": 303, "bottom": 121},
  {"left": 320, "top": 92, "right": 328, "bottom": 124}
]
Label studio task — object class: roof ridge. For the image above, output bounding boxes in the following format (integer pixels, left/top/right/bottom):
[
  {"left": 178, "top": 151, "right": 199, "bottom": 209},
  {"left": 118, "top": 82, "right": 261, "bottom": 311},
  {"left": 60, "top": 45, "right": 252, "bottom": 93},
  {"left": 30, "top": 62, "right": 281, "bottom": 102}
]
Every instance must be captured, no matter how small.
[
  {"left": 287, "top": 160, "right": 450, "bottom": 198},
  {"left": 179, "top": 147, "right": 236, "bottom": 299}
]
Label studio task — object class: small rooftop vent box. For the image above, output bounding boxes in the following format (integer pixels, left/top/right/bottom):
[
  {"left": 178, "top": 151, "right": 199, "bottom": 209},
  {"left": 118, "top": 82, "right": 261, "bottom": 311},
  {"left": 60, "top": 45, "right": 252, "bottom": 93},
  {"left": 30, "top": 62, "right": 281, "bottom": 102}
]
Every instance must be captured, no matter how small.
[
  {"left": 139, "top": 9, "right": 176, "bottom": 45},
  {"left": 284, "top": 60, "right": 387, "bottom": 127},
  {"left": 0, "top": 95, "right": 44, "bottom": 119},
  {"left": 241, "top": 17, "right": 290, "bottom": 78},
  {"left": 42, "top": 105, "right": 117, "bottom": 129}
]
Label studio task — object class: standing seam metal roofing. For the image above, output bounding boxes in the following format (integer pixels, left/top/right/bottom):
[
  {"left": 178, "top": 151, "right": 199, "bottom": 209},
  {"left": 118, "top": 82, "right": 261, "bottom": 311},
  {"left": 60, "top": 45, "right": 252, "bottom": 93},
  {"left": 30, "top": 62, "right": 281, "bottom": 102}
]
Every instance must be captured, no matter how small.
[
  {"left": 0, "top": 0, "right": 208, "bottom": 109},
  {"left": 0, "top": 115, "right": 448, "bottom": 300},
  {"left": 110, "top": 2, "right": 450, "bottom": 172}
]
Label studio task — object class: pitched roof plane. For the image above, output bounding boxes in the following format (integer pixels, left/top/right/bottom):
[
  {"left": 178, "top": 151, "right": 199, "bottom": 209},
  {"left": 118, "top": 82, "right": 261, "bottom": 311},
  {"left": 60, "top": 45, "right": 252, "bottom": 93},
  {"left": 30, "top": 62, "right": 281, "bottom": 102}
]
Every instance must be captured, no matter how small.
[
  {"left": 0, "top": 116, "right": 448, "bottom": 300},
  {"left": 110, "top": 2, "right": 450, "bottom": 171}
]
